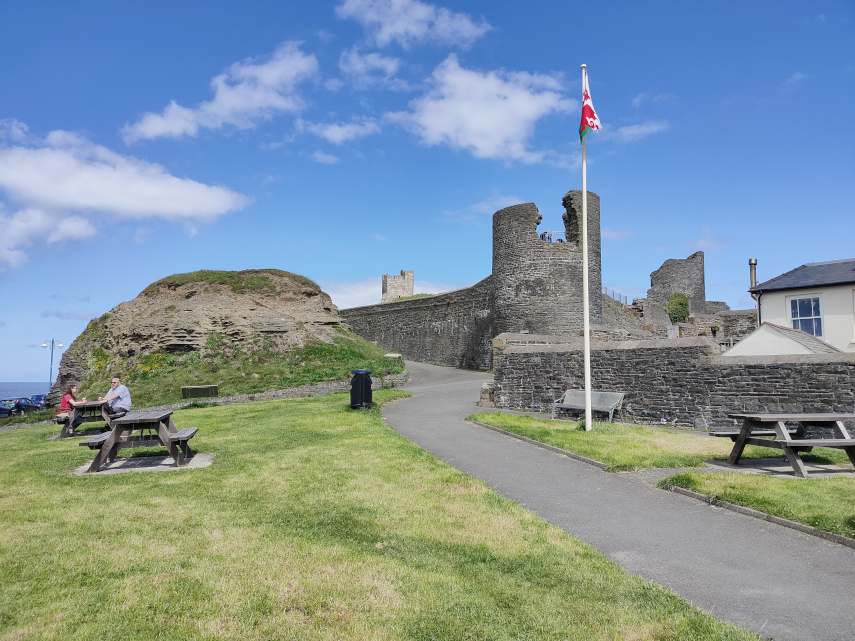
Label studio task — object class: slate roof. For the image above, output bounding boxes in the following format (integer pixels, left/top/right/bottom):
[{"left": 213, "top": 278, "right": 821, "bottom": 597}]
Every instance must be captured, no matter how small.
[
  {"left": 764, "top": 323, "right": 843, "bottom": 354},
  {"left": 751, "top": 258, "right": 855, "bottom": 294}
]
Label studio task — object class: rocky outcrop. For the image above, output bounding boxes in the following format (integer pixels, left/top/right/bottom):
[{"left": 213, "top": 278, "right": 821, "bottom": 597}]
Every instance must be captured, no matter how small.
[{"left": 47, "top": 270, "right": 344, "bottom": 406}]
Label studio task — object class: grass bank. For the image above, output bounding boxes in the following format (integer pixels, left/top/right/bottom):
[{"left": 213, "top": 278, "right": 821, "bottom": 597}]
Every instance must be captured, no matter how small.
[
  {"left": 0, "top": 391, "right": 754, "bottom": 640},
  {"left": 468, "top": 413, "right": 853, "bottom": 472},
  {"left": 659, "top": 471, "right": 855, "bottom": 539},
  {"left": 78, "top": 331, "right": 404, "bottom": 410}
]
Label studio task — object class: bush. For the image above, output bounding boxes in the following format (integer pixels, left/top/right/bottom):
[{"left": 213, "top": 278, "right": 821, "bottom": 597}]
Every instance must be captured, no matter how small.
[{"left": 666, "top": 293, "right": 690, "bottom": 324}]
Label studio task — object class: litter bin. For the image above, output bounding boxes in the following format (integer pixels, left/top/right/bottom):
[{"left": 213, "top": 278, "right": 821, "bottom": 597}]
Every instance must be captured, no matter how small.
[{"left": 350, "top": 369, "right": 373, "bottom": 409}]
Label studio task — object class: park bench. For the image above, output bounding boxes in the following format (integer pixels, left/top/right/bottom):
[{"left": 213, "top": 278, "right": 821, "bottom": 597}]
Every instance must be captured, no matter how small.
[{"left": 552, "top": 390, "right": 625, "bottom": 423}]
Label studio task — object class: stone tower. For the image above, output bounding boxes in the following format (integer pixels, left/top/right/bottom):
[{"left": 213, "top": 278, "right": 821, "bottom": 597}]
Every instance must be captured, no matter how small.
[
  {"left": 491, "top": 191, "right": 603, "bottom": 336},
  {"left": 381, "top": 270, "right": 414, "bottom": 303}
]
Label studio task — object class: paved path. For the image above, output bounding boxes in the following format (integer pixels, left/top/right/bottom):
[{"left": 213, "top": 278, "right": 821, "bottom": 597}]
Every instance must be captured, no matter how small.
[{"left": 382, "top": 362, "right": 855, "bottom": 641}]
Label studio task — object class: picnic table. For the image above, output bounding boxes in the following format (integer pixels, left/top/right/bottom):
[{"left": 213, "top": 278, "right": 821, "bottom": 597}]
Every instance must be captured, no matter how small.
[
  {"left": 79, "top": 409, "right": 198, "bottom": 473},
  {"left": 724, "top": 413, "right": 855, "bottom": 478},
  {"left": 56, "top": 400, "right": 114, "bottom": 438}
]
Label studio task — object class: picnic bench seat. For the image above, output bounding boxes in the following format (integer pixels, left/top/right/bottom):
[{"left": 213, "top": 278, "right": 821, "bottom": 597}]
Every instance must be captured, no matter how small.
[
  {"left": 552, "top": 390, "right": 625, "bottom": 423},
  {"left": 711, "top": 428, "right": 797, "bottom": 441},
  {"left": 168, "top": 427, "right": 199, "bottom": 458},
  {"left": 79, "top": 432, "right": 111, "bottom": 449}
]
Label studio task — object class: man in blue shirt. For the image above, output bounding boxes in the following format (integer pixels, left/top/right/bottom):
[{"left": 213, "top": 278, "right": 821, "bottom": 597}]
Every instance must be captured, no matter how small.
[{"left": 99, "top": 377, "right": 132, "bottom": 416}]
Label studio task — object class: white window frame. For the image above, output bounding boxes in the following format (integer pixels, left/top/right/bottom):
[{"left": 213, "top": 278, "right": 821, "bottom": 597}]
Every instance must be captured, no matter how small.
[{"left": 785, "top": 292, "right": 825, "bottom": 340}]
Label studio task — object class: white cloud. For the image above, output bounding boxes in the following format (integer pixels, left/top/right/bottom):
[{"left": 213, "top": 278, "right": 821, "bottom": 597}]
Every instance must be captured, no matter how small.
[
  {"left": 319, "top": 276, "right": 467, "bottom": 308},
  {"left": 0, "top": 128, "right": 250, "bottom": 267},
  {"left": 336, "top": 0, "right": 491, "bottom": 48},
  {"left": 338, "top": 47, "right": 411, "bottom": 90},
  {"left": 783, "top": 72, "right": 806, "bottom": 88},
  {"left": 298, "top": 118, "right": 382, "bottom": 144},
  {"left": 340, "top": 46, "right": 399, "bottom": 77},
  {"left": 312, "top": 150, "right": 340, "bottom": 164},
  {"left": 388, "top": 55, "right": 575, "bottom": 163},
  {"left": 320, "top": 277, "right": 382, "bottom": 307},
  {"left": 444, "top": 194, "right": 524, "bottom": 223},
  {"left": 601, "top": 227, "right": 634, "bottom": 241},
  {"left": 121, "top": 41, "right": 318, "bottom": 143},
  {"left": 42, "top": 309, "right": 93, "bottom": 321},
  {"left": 0, "top": 119, "right": 29, "bottom": 143},
  {"left": 610, "top": 120, "right": 669, "bottom": 142},
  {"left": 692, "top": 224, "right": 732, "bottom": 252},
  {"left": 373, "top": 233, "right": 387, "bottom": 241},
  {"left": 631, "top": 93, "right": 674, "bottom": 108}
]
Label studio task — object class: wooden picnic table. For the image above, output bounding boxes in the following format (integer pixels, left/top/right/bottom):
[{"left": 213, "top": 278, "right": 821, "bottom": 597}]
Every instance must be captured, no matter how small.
[
  {"left": 79, "top": 409, "right": 198, "bottom": 473},
  {"left": 726, "top": 413, "right": 855, "bottom": 478},
  {"left": 57, "top": 400, "right": 114, "bottom": 438}
]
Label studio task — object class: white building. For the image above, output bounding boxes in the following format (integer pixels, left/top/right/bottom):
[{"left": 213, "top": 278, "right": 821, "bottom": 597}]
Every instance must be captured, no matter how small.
[{"left": 750, "top": 258, "right": 855, "bottom": 353}]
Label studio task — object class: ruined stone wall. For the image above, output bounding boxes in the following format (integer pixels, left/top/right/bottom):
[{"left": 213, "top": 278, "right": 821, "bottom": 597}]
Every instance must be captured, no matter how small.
[
  {"left": 706, "top": 301, "right": 731, "bottom": 314},
  {"left": 381, "top": 270, "right": 414, "bottom": 303},
  {"left": 492, "top": 334, "right": 855, "bottom": 430},
  {"left": 340, "top": 277, "right": 494, "bottom": 369},
  {"left": 491, "top": 192, "right": 602, "bottom": 336},
  {"left": 644, "top": 251, "right": 706, "bottom": 324},
  {"left": 718, "top": 309, "right": 758, "bottom": 341}
]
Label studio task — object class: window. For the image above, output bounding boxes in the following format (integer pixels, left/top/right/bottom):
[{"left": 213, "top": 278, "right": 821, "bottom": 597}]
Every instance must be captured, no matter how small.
[{"left": 789, "top": 296, "right": 823, "bottom": 338}]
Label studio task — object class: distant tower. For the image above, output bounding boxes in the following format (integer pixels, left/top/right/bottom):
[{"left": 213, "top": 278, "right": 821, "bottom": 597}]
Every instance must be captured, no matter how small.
[
  {"left": 491, "top": 191, "right": 602, "bottom": 335},
  {"left": 381, "top": 270, "right": 414, "bottom": 303}
]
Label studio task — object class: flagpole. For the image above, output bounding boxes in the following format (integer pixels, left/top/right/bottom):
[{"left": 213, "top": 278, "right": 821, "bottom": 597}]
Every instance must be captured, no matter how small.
[{"left": 581, "top": 64, "right": 592, "bottom": 431}]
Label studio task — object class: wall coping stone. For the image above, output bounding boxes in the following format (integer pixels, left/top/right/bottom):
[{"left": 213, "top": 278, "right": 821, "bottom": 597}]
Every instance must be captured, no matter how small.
[{"left": 500, "top": 336, "right": 721, "bottom": 354}]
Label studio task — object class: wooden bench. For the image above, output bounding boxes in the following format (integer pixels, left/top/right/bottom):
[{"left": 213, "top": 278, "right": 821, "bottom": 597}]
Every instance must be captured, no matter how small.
[
  {"left": 168, "top": 427, "right": 199, "bottom": 458},
  {"left": 711, "top": 428, "right": 799, "bottom": 441},
  {"left": 552, "top": 390, "right": 625, "bottom": 423}
]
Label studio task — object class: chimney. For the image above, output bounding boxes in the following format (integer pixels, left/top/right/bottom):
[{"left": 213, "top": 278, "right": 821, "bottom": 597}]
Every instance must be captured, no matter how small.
[{"left": 749, "top": 258, "right": 757, "bottom": 290}]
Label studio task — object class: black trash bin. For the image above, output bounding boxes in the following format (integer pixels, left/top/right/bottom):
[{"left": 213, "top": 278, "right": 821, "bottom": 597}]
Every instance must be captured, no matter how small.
[{"left": 350, "top": 369, "right": 373, "bottom": 409}]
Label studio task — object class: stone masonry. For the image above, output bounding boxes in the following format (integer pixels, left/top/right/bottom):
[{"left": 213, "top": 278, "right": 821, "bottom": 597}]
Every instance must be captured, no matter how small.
[
  {"left": 640, "top": 251, "right": 707, "bottom": 326},
  {"left": 342, "top": 190, "right": 603, "bottom": 369},
  {"left": 381, "top": 270, "right": 414, "bottom": 303},
  {"left": 491, "top": 334, "right": 855, "bottom": 430}
]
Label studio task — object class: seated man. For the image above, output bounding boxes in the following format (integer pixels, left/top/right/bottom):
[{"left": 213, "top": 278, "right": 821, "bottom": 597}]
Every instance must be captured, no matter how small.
[{"left": 98, "top": 377, "right": 132, "bottom": 417}]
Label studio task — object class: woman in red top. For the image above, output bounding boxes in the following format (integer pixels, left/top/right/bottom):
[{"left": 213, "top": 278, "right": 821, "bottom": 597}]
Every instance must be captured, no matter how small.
[{"left": 57, "top": 384, "right": 86, "bottom": 433}]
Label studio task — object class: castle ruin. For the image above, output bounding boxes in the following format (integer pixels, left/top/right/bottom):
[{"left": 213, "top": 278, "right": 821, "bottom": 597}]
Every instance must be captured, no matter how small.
[
  {"left": 338, "top": 188, "right": 855, "bottom": 430},
  {"left": 381, "top": 270, "right": 414, "bottom": 303}
]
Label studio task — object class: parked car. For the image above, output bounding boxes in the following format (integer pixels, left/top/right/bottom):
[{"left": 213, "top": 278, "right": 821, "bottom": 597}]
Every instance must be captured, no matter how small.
[
  {"left": 0, "top": 402, "right": 12, "bottom": 418},
  {"left": 30, "top": 394, "right": 47, "bottom": 409},
  {"left": 0, "top": 398, "right": 41, "bottom": 416}
]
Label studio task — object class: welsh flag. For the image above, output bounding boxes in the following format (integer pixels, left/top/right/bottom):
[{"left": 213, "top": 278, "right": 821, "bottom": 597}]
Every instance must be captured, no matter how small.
[{"left": 579, "top": 74, "right": 601, "bottom": 143}]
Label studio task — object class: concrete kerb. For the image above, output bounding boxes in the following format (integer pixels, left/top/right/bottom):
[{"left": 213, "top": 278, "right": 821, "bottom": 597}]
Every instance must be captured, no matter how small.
[{"left": 467, "top": 418, "right": 855, "bottom": 551}]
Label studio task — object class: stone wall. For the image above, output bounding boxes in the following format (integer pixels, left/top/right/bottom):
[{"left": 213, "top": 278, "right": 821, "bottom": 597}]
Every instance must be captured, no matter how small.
[
  {"left": 644, "top": 251, "right": 707, "bottom": 325},
  {"left": 381, "top": 270, "right": 414, "bottom": 303},
  {"left": 491, "top": 334, "right": 855, "bottom": 430},
  {"left": 718, "top": 309, "right": 758, "bottom": 341},
  {"left": 340, "top": 277, "right": 494, "bottom": 369}
]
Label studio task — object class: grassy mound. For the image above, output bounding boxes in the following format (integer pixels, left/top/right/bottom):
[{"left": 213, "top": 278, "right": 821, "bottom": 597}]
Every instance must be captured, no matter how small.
[
  {"left": 76, "top": 329, "right": 404, "bottom": 409},
  {"left": 142, "top": 269, "right": 318, "bottom": 296},
  {"left": 0, "top": 392, "right": 754, "bottom": 639}
]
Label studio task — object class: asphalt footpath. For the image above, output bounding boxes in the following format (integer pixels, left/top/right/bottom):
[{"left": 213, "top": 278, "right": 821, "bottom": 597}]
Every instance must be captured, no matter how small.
[{"left": 381, "top": 361, "right": 855, "bottom": 641}]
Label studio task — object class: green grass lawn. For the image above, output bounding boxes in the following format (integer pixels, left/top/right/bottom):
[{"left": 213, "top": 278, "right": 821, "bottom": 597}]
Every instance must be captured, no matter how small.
[
  {"left": 659, "top": 471, "right": 855, "bottom": 539},
  {"left": 0, "top": 391, "right": 755, "bottom": 640},
  {"left": 468, "top": 412, "right": 854, "bottom": 472}
]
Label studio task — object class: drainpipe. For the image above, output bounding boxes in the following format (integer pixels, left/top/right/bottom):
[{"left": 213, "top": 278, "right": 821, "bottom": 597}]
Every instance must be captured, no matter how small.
[{"left": 748, "top": 258, "right": 760, "bottom": 325}]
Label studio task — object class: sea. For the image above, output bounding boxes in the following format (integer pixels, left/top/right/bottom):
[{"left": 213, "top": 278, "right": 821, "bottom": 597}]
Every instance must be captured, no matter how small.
[{"left": 0, "top": 382, "right": 52, "bottom": 400}]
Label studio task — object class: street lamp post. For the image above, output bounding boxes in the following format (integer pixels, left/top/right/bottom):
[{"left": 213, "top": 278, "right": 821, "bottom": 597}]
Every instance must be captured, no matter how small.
[{"left": 41, "top": 339, "right": 64, "bottom": 392}]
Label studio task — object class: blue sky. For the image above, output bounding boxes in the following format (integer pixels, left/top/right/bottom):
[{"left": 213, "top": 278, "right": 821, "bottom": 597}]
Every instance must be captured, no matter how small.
[{"left": 1, "top": 0, "right": 853, "bottom": 381}]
